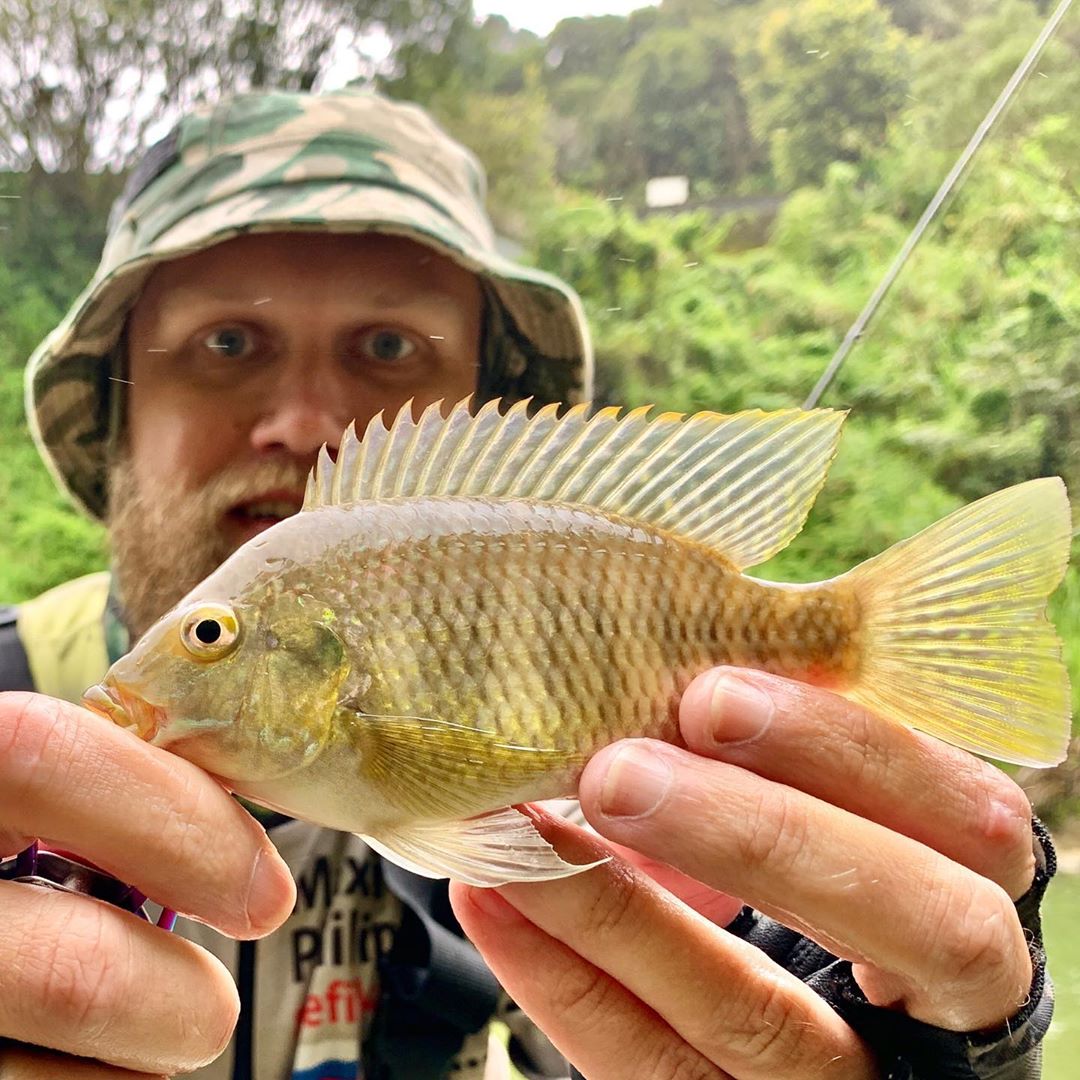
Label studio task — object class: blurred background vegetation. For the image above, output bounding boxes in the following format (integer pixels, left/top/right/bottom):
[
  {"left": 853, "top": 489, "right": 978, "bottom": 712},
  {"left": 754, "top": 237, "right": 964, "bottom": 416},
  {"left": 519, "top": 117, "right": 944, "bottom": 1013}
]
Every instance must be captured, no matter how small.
[{"left": 3, "top": 0, "right": 1080, "bottom": 1069}]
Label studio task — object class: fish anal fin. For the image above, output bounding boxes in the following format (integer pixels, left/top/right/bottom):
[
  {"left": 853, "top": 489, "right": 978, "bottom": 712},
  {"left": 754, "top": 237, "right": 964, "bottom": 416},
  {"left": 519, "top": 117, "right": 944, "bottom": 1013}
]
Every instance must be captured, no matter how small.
[{"left": 363, "top": 807, "right": 609, "bottom": 886}]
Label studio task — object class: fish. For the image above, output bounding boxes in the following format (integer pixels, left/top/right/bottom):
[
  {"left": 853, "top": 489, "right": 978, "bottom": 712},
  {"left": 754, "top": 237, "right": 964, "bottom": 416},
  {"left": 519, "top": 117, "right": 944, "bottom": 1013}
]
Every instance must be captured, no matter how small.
[{"left": 83, "top": 398, "right": 1073, "bottom": 887}]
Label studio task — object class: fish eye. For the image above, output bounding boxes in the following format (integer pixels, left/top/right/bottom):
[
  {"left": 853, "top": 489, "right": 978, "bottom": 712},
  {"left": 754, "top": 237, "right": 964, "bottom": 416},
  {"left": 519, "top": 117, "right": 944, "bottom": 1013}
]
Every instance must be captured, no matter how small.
[{"left": 180, "top": 604, "right": 240, "bottom": 660}]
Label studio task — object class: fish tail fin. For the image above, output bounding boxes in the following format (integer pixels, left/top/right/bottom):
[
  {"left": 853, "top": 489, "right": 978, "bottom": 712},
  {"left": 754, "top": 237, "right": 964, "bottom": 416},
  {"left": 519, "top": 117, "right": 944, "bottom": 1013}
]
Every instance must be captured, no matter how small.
[{"left": 842, "top": 477, "right": 1072, "bottom": 767}]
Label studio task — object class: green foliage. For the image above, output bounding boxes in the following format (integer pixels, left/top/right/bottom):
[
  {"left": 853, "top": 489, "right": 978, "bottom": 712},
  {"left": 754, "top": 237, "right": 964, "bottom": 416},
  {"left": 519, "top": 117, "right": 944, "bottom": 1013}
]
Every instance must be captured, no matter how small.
[
  {"left": 741, "top": 0, "right": 912, "bottom": 188},
  {"left": 590, "top": 20, "right": 765, "bottom": 194}
]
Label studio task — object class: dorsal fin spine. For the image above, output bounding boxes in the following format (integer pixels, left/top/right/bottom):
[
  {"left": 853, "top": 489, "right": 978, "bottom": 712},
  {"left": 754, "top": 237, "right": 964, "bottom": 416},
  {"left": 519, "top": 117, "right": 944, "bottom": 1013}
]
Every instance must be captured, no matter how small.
[
  {"left": 373, "top": 403, "right": 411, "bottom": 497},
  {"left": 455, "top": 399, "right": 522, "bottom": 492},
  {"left": 463, "top": 399, "right": 529, "bottom": 494},
  {"left": 328, "top": 426, "right": 349, "bottom": 506},
  {"left": 547, "top": 406, "right": 617, "bottom": 502},
  {"left": 411, "top": 400, "right": 451, "bottom": 493},
  {"left": 484, "top": 400, "right": 542, "bottom": 494},
  {"left": 506, "top": 403, "right": 578, "bottom": 494},
  {"left": 577, "top": 405, "right": 654, "bottom": 505},
  {"left": 348, "top": 423, "right": 366, "bottom": 500},
  {"left": 433, "top": 398, "right": 498, "bottom": 495},
  {"left": 620, "top": 419, "right": 715, "bottom": 521},
  {"left": 390, "top": 402, "right": 426, "bottom": 498},
  {"left": 357, "top": 414, "right": 387, "bottom": 500}
]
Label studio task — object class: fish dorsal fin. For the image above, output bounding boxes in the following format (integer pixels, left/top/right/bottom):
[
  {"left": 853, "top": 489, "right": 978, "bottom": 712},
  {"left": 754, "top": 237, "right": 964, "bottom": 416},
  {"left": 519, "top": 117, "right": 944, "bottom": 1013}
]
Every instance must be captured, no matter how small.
[{"left": 303, "top": 398, "right": 846, "bottom": 569}]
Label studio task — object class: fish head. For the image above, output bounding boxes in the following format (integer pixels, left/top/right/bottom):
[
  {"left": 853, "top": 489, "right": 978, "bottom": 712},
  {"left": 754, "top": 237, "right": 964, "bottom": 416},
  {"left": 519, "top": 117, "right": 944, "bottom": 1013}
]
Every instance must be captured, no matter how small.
[{"left": 83, "top": 597, "right": 351, "bottom": 785}]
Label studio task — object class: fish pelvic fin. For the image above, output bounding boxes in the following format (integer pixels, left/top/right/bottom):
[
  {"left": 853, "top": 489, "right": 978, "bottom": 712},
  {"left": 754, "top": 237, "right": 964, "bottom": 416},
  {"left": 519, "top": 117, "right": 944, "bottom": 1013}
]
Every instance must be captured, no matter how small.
[
  {"left": 842, "top": 477, "right": 1072, "bottom": 767},
  {"left": 305, "top": 397, "right": 846, "bottom": 569},
  {"left": 363, "top": 808, "right": 609, "bottom": 887}
]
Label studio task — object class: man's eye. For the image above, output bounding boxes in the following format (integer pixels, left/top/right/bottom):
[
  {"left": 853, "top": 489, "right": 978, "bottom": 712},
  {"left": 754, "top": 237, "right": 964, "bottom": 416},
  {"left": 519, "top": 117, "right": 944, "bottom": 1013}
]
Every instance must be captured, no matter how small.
[
  {"left": 359, "top": 329, "right": 417, "bottom": 363},
  {"left": 203, "top": 327, "right": 253, "bottom": 359}
]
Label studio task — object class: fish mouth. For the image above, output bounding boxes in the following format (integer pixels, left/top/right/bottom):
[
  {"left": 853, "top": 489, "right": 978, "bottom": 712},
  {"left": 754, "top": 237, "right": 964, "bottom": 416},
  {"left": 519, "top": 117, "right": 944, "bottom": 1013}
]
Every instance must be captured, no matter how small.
[{"left": 82, "top": 683, "right": 165, "bottom": 742}]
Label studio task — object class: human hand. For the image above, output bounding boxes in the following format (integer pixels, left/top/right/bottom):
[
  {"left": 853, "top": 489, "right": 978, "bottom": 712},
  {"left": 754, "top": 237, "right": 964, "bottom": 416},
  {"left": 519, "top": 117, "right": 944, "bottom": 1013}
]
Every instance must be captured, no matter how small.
[
  {"left": 451, "top": 667, "right": 1037, "bottom": 1079},
  {"left": 0, "top": 692, "right": 296, "bottom": 1077}
]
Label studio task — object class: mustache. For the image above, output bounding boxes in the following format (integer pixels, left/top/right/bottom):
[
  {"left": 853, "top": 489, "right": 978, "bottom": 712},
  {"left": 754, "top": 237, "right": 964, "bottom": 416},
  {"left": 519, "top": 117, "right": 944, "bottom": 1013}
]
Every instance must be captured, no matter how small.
[{"left": 194, "top": 458, "right": 315, "bottom": 520}]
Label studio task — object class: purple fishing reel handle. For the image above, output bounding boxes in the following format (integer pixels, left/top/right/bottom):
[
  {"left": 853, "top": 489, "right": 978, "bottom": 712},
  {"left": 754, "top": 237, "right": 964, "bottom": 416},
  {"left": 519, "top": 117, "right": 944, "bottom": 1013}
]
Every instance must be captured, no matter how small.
[{"left": 0, "top": 841, "right": 177, "bottom": 931}]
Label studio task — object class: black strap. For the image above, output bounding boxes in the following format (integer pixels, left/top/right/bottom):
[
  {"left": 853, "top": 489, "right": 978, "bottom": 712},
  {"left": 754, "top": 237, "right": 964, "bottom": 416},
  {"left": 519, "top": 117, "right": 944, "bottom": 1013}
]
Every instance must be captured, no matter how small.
[
  {"left": 365, "top": 861, "right": 502, "bottom": 1080},
  {"left": 0, "top": 607, "right": 34, "bottom": 692},
  {"left": 230, "top": 941, "right": 257, "bottom": 1080}
]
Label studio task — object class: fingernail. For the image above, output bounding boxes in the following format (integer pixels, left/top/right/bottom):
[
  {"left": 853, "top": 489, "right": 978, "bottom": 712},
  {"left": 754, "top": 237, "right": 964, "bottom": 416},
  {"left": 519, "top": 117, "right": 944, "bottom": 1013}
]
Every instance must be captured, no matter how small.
[
  {"left": 709, "top": 673, "right": 774, "bottom": 745},
  {"left": 246, "top": 848, "right": 294, "bottom": 929},
  {"left": 599, "top": 745, "right": 672, "bottom": 818}
]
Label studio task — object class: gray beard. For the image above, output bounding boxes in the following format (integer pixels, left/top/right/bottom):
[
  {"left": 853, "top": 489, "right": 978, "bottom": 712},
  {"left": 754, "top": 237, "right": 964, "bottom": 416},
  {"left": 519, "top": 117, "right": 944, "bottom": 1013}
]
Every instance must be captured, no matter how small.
[{"left": 107, "top": 454, "right": 311, "bottom": 641}]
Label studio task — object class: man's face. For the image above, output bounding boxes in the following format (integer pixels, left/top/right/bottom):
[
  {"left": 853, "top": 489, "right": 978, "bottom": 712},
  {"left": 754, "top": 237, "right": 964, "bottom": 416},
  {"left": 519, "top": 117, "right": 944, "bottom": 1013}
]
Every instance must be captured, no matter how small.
[{"left": 110, "top": 231, "right": 482, "bottom": 637}]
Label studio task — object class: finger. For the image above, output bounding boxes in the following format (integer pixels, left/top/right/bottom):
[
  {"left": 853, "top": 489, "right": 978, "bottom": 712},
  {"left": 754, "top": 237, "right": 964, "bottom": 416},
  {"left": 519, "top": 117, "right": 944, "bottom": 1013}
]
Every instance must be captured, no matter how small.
[
  {"left": 451, "top": 881, "right": 732, "bottom": 1080},
  {"left": 0, "top": 1042, "right": 167, "bottom": 1079},
  {"left": 0, "top": 828, "right": 33, "bottom": 859},
  {"left": 580, "top": 739, "right": 1032, "bottom": 1031},
  {"left": 462, "top": 813, "right": 875, "bottom": 1080},
  {"left": 536, "top": 801, "right": 744, "bottom": 926},
  {"left": 0, "top": 692, "right": 294, "bottom": 938},
  {"left": 0, "top": 882, "right": 237, "bottom": 1074},
  {"left": 605, "top": 840, "right": 743, "bottom": 927},
  {"left": 678, "top": 668, "right": 1035, "bottom": 899}
]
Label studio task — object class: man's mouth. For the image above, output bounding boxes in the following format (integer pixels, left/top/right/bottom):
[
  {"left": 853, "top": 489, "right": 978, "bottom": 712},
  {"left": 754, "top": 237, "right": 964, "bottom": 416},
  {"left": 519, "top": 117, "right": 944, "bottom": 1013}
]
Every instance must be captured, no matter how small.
[{"left": 225, "top": 492, "right": 304, "bottom": 540}]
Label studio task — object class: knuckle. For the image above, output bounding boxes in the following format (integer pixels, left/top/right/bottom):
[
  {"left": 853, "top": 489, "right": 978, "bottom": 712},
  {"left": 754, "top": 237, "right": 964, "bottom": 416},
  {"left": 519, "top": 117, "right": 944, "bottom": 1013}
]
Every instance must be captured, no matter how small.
[
  {"left": 548, "top": 962, "right": 623, "bottom": 1032},
  {"left": 0, "top": 693, "right": 67, "bottom": 794},
  {"left": 835, "top": 707, "right": 894, "bottom": 790},
  {"left": 27, "top": 898, "right": 128, "bottom": 1031},
  {"left": 929, "top": 880, "right": 1029, "bottom": 994},
  {"left": 737, "top": 787, "right": 809, "bottom": 875},
  {"left": 702, "top": 969, "right": 810, "bottom": 1071},
  {"left": 584, "top": 862, "right": 640, "bottom": 941},
  {"left": 158, "top": 770, "right": 219, "bottom": 866},
  {"left": 975, "top": 771, "right": 1034, "bottom": 853},
  {"left": 950, "top": 763, "right": 1038, "bottom": 899},
  {"left": 640, "top": 1042, "right": 722, "bottom": 1080}
]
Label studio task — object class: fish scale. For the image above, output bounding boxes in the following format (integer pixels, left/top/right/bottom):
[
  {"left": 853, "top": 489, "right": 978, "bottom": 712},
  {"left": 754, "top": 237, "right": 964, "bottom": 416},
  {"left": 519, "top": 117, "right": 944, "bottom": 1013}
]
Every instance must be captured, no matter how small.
[{"left": 271, "top": 500, "right": 851, "bottom": 765}]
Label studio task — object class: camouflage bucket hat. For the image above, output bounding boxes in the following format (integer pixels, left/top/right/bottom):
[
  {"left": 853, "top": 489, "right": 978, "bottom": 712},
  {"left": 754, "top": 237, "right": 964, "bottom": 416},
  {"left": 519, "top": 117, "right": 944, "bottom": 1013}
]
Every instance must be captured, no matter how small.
[{"left": 26, "top": 87, "right": 593, "bottom": 520}]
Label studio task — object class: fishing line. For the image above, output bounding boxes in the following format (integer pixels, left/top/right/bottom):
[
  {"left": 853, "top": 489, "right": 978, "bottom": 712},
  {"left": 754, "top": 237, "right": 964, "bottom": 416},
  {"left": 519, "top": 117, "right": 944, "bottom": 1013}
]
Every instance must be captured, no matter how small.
[{"left": 803, "top": 0, "right": 1076, "bottom": 409}]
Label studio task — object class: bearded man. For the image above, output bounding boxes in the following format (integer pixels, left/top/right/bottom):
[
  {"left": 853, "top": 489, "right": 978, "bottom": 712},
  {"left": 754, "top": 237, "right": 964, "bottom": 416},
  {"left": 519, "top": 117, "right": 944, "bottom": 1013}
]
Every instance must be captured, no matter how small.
[{"left": 0, "top": 88, "right": 1058, "bottom": 1080}]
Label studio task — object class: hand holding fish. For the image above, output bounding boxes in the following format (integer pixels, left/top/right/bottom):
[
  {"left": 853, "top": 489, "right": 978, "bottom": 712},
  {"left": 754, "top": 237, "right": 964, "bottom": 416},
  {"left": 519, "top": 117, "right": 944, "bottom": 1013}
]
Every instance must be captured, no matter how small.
[
  {"left": 0, "top": 692, "right": 296, "bottom": 1076},
  {"left": 452, "top": 668, "right": 1039, "bottom": 1078}
]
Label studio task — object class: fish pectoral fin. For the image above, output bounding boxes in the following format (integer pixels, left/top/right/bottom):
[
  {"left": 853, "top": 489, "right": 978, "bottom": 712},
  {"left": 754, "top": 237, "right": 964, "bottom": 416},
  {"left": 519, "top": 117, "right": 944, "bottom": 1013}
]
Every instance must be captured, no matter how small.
[
  {"left": 363, "top": 807, "right": 609, "bottom": 887},
  {"left": 342, "top": 706, "right": 584, "bottom": 818}
]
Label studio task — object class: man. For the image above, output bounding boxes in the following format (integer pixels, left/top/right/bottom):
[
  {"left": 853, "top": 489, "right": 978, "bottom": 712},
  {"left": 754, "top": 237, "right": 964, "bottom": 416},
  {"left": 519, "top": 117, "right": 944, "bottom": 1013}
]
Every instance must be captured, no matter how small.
[{"left": 0, "top": 88, "right": 1056, "bottom": 1079}]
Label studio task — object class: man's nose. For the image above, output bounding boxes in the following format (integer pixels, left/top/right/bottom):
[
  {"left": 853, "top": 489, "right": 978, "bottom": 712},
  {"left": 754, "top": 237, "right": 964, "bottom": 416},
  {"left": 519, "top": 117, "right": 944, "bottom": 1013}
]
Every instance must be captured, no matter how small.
[{"left": 248, "top": 367, "right": 354, "bottom": 457}]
